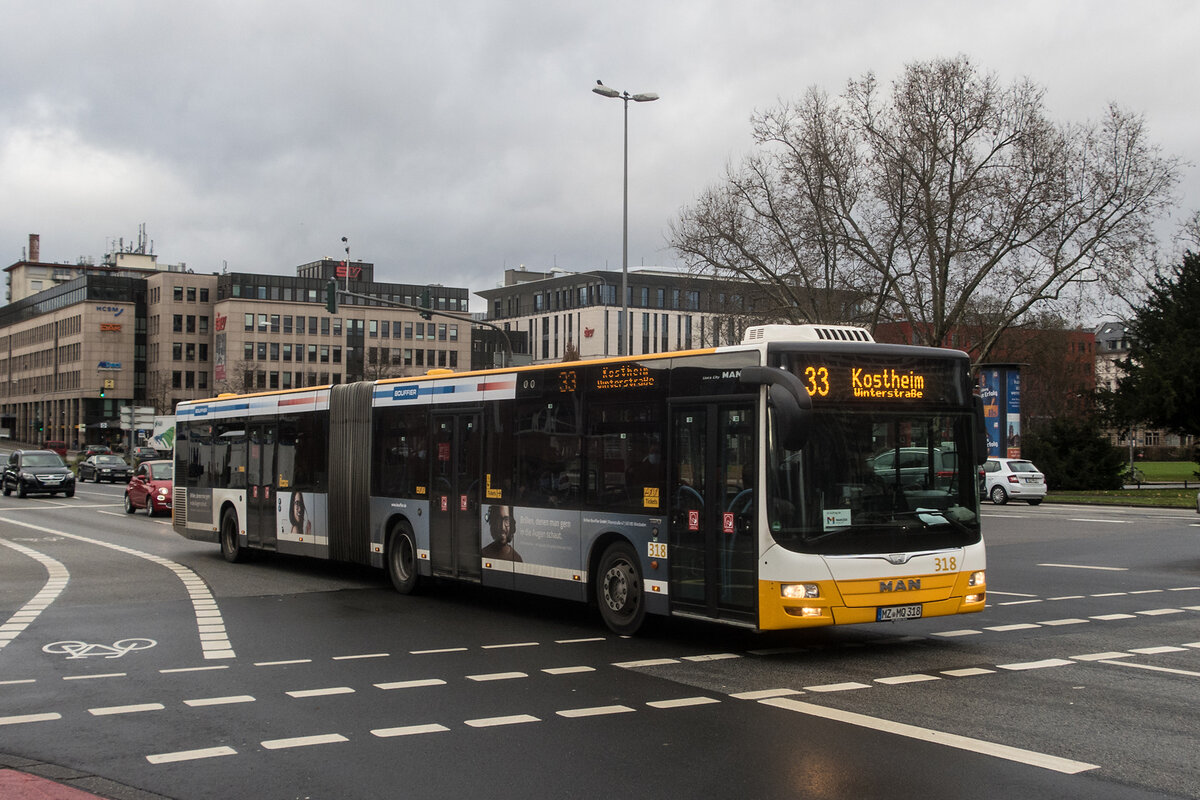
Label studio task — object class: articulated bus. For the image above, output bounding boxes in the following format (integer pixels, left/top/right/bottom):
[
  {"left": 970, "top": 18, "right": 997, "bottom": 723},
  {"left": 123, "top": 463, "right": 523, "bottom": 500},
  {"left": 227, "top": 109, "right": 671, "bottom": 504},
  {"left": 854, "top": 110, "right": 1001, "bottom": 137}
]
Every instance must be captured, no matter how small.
[{"left": 173, "top": 323, "right": 987, "bottom": 634}]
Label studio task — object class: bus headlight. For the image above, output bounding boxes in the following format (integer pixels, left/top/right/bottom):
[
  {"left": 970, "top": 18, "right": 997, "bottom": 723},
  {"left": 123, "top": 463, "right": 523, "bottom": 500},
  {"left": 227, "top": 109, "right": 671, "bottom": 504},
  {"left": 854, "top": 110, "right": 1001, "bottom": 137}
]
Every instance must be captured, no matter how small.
[
  {"left": 968, "top": 571, "right": 985, "bottom": 587},
  {"left": 781, "top": 583, "right": 820, "bottom": 599}
]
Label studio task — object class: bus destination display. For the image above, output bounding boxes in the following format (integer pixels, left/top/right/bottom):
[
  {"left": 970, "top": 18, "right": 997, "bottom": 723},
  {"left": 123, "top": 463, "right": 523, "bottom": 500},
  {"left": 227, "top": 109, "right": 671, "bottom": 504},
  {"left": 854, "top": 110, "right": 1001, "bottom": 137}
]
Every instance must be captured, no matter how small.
[{"left": 788, "top": 354, "right": 965, "bottom": 404}]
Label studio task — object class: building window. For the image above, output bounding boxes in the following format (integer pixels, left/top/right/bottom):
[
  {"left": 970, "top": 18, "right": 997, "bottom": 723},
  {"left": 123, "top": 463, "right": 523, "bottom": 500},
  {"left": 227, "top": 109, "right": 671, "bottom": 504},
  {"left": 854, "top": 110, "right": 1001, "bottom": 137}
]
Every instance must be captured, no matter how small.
[
  {"left": 199, "top": 343, "right": 208, "bottom": 362},
  {"left": 172, "top": 342, "right": 183, "bottom": 361},
  {"left": 199, "top": 316, "right": 209, "bottom": 334},
  {"left": 173, "top": 315, "right": 183, "bottom": 333},
  {"left": 173, "top": 287, "right": 183, "bottom": 301},
  {"left": 187, "top": 287, "right": 196, "bottom": 302},
  {"left": 199, "top": 288, "right": 209, "bottom": 302},
  {"left": 244, "top": 313, "right": 253, "bottom": 332}
]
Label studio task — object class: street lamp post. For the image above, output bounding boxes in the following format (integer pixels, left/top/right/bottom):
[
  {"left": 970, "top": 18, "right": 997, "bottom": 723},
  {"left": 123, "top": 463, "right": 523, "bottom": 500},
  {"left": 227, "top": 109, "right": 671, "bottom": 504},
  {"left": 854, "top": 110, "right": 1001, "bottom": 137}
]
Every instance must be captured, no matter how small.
[{"left": 593, "top": 80, "right": 658, "bottom": 357}]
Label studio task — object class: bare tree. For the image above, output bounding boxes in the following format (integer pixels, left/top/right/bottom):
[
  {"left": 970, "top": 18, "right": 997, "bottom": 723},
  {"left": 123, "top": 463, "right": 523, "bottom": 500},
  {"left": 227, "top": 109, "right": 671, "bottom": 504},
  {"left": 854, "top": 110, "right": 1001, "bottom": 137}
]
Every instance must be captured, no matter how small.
[{"left": 670, "top": 56, "right": 1183, "bottom": 366}]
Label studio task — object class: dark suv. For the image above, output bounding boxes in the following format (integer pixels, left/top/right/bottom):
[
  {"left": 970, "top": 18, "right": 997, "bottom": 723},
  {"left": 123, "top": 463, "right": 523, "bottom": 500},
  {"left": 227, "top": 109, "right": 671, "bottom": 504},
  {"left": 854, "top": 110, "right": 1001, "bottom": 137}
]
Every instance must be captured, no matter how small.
[{"left": 3, "top": 449, "right": 76, "bottom": 498}]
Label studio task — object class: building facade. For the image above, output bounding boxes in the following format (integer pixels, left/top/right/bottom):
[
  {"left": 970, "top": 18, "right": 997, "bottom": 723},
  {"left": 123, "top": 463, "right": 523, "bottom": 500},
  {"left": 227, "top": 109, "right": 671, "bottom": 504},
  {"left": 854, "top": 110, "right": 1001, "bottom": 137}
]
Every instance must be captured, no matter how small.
[
  {"left": 1094, "top": 320, "right": 1193, "bottom": 451},
  {"left": 476, "top": 267, "right": 762, "bottom": 363},
  {"left": 0, "top": 252, "right": 471, "bottom": 447}
]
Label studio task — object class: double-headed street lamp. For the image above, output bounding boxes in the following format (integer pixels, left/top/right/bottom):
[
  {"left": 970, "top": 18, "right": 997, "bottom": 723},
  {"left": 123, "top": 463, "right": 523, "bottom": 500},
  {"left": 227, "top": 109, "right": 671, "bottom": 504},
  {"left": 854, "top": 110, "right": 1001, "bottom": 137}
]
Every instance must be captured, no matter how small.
[{"left": 593, "top": 79, "right": 658, "bottom": 357}]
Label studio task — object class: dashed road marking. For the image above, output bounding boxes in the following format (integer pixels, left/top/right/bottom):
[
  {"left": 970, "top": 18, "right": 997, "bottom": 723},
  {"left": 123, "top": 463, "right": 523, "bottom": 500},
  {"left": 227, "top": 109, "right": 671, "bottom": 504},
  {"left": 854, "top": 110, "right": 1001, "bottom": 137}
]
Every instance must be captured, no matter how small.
[
  {"left": 261, "top": 733, "right": 348, "bottom": 750},
  {"left": 89, "top": 703, "right": 165, "bottom": 716},
  {"left": 0, "top": 540, "right": 69, "bottom": 654},
  {"left": 147, "top": 746, "right": 237, "bottom": 764},
  {"left": 557, "top": 705, "right": 635, "bottom": 718},
  {"left": 371, "top": 723, "right": 449, "bottom": 737},
  {"left": 464, "top": 714, "right": 539, "bottom": 728}
]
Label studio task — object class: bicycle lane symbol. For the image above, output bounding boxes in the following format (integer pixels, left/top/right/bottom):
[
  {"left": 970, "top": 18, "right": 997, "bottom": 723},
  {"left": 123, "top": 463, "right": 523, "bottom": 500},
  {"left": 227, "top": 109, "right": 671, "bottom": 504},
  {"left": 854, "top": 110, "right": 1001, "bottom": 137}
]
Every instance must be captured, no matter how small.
[{"left": 42, "top": 638, "right": 157, "bottom": 659}]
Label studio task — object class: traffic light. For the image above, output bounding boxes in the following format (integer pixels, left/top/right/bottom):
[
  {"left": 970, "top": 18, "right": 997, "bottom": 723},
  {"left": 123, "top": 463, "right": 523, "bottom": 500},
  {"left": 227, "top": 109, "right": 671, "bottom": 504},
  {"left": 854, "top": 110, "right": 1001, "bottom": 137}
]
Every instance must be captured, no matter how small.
[
  {"left": 419, "top": 288, "right": 432, "bottom": 320},
  {"left": 99, "top": 387, "right": 106, "bottom": 398},
  {"left": 325, "top": 279, "right": 338, "bottom": 314}
]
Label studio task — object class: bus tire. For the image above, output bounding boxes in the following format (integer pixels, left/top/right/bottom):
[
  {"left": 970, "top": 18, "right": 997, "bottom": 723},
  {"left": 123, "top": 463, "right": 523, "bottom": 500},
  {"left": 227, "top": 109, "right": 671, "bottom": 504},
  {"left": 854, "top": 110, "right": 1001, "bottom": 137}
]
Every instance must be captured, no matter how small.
[
  {"left": 597, "top": 541, "right": 646, "bottom": 635},
  {"left": 220, "top": 509, "right": 246, "bottom": 563},
  {"left": 386, "top": 522, "right": 421, "bottom": 595}
]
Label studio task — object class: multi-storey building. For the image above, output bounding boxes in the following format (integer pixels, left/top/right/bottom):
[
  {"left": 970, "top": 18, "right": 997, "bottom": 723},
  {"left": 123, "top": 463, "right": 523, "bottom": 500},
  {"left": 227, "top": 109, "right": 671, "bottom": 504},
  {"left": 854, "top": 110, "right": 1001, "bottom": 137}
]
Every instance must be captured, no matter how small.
[
  {"left": 1095, "top": 320, "right": 1193, "bottom": 451},
  {"left": 476, "top": 267, "right": 776, "bottom": 363},
  {"left": 1, "top": 241, "right": 471, "bottom": 447}
]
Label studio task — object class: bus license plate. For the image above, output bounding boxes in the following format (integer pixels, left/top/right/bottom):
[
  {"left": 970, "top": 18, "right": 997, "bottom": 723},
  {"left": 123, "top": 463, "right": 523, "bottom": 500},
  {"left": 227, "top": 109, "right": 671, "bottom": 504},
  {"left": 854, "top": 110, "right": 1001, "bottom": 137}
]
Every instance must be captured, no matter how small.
[{"left": 877, "top": 604, "right": 922, "bottom": 622}]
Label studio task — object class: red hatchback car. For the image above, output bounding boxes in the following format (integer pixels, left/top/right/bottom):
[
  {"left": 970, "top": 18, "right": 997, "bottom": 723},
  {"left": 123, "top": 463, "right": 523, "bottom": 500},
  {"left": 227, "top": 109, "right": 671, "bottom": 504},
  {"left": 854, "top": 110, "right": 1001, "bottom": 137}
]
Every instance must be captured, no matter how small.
[{"left": 124, "top": 460, "right": 173, "bottom": 516}]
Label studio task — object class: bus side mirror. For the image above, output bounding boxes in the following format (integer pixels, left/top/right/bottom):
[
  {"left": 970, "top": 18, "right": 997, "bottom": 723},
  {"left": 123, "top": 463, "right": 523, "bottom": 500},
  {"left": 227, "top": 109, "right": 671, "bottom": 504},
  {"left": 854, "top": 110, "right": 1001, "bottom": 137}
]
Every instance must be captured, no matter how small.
[
  {"left": 973, "top": 395, "right": 989, "bottom": 466},
  {"left": 740, "top": 366, "right": 812, "bottom": 451}
]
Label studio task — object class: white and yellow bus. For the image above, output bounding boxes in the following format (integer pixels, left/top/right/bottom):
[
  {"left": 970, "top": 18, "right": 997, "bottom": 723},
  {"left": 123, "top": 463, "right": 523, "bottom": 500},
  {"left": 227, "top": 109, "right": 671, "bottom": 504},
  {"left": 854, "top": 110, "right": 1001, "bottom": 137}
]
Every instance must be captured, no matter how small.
[{"left": 173, "top": 323, "right": 987, "bottom": 634}]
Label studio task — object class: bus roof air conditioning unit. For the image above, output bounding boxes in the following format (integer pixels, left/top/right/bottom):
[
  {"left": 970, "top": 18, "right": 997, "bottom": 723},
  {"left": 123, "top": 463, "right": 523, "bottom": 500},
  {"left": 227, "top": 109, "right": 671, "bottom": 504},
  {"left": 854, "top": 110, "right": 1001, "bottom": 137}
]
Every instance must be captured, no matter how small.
[{"left": 742, "top": 324, "right": 874, "bottom": 344}]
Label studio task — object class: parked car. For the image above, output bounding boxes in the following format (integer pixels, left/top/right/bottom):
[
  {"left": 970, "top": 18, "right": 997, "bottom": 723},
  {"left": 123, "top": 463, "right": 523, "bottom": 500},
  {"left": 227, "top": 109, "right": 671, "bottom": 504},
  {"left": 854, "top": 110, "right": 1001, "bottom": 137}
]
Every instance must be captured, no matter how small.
[
  {"left": 982, "top": 457, "right": 1047, "bottom": 505},
  {"left": 3, "top": 449, "right": 76, "bottom": 498},
  {"left": 83, "top": 444, "right": 113, "bottom": 457},
  {"left": 125, "top": 460, "right": 173, "bottom": 516},
  {"left": 42, "top": 440, "right": 68, "bottom": 457},
  {"left": 78, "top": 454, "right": 132, "bottom": 483},
  {"left": 870, "top": 446, "right": 958, "bottom": 489},
  {"left": 130, "top": 446, "right": 160, "bottom": 466}
]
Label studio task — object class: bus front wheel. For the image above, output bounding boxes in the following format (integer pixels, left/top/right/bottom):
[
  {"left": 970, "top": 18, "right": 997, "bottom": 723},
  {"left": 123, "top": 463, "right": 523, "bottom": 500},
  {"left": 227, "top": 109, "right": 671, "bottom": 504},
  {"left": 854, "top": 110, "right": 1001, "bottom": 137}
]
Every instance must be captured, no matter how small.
[
  {"left": 220, "top": 510, "right": 246, "bottom": 563},
  {"left": 387, "top": 523, "right": 421, "bottom": 595},
  {"left": 597, "top": 541, "right": 646, "bottom": 635}
]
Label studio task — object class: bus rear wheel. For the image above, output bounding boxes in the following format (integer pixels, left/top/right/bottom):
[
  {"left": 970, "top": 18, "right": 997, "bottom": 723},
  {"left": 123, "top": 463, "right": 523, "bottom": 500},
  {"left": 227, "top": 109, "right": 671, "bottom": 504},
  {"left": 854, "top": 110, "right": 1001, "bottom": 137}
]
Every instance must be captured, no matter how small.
[
  {"left": 220, "top": 510, "right": 246, "bottom": 563},
  {"left": 597, "top": 541, "right": 646, "bottom": 635},
  {"left": 387, "top": 523, "right": 420, "bottom": 594}
]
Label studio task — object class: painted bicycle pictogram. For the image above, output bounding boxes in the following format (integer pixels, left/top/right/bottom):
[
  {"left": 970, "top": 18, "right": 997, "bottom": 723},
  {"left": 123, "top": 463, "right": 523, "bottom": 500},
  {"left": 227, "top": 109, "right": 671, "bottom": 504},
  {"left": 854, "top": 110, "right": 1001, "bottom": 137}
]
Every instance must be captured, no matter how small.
[{"left": 42, "top": 638, "right": 157, "bottom": 659}]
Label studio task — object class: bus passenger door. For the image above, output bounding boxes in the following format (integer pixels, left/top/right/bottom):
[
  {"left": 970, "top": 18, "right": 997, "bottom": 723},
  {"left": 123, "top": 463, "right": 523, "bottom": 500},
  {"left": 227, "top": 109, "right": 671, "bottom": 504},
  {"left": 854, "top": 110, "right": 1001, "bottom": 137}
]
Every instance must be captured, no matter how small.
[
  {"left": 246, "top": 420, "right": 277, "bottom": 551},
  {"left": 668, "top": 402, "right": 756, "bottom": 621},
  {"left": 429, "top": 412, "right": 482, "bottom": 581}
]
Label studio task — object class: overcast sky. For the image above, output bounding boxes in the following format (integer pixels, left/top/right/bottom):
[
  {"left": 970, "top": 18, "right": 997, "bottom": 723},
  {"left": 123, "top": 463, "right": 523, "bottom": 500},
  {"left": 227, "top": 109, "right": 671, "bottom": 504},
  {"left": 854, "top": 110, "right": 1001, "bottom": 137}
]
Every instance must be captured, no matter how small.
[{"left": 3, "top": 1, "right": 1197, "bottom": 310}]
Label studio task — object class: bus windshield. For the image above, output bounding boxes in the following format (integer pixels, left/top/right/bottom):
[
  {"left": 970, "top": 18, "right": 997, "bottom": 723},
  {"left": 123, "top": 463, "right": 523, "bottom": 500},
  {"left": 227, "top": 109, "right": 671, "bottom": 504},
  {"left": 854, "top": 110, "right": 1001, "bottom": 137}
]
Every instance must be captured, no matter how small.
[{"left": 766, "top": 410, "right": 980, "bottom": 555}]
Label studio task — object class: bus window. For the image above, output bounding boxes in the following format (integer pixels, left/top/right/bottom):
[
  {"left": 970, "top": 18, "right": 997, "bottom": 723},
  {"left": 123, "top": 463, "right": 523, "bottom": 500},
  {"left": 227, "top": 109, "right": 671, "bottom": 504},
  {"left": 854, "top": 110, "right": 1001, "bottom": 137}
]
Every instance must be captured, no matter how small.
[
  {"left": 584, "top": 401, "right": 664, "bottom": 514},
  {"left": 515, "top": 398, "right": 578, "bottom": 507}
]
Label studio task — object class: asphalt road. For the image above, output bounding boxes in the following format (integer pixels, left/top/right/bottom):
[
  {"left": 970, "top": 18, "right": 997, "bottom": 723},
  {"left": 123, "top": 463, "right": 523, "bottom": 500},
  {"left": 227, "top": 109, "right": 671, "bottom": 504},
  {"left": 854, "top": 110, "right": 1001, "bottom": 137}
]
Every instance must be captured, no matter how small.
[{"left": 1, "top": 481, "right": 1198, "bottom": 799}]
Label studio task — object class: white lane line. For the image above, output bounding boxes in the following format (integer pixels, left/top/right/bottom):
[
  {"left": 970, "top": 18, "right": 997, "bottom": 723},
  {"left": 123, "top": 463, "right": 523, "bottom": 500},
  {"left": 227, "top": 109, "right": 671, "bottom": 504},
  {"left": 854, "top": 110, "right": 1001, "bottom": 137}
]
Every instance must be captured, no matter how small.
[
  {"left": 0, "top": 679, "right": 36, "bottom": 686},
  {"left": 1099, "top": 660, "right": 1200, "bottom": 678},
  {"left": 730, "top": 688, "right": 803, "bottom": 700},
  {"left": 542, "top": 666, "right": 595, "bottom": 675},
  {"left": 986, "top": 624, "right": 1041, "bottom": 632},
  {"left": 555, "top": 637, "right": 605, "bottom": 644},
  {"left": 371, "top": 723, "right": 450, "bottom": 737},
  {"left": 1, "top": 520, "right": 236, "bottom": 660},
  {"left": 998, "top": 599, "right": 1043, "bottom": 606},
  {"left": 932, "top": 630, "right": 981, "bottom": 637},
  {"left": 1136, "top": 609, "right": 1184, "bottom": 616},
  {"left": 160, "top": 665, "right": 229, "bottom": 674},
  {"left": 464, "top": 714, "right": 539, "bottom": 728},
  {"left": 1129, "top": 646, "right": 1188, "bottom": 655},
  {"left": 682, "top": 653, "right": 741, "bottom": 662},
  {"left": 411, "top": 647, "right": 468, "bottom": 655},
  {"left": 375, "top": 679, "right": 446, "bottom": 690},
  {"left": 1037, "top": 618, "right": 1088, "bottom": 626},
  {"left": 1091, "top": 613, "right": 1137, "bottom": 621},
  {"left": 1037, "top": 563, "right": 1128, "bottom": 571},
  {"left": 804, "top": 682, "right": 871, "bottom": 692},
  {"left": 1048, "top": 595, "right": 1085, "bottom": 601},
  {"left": 1071, "top": 652, "right": 1132, "bottom": 661},
  {"left": 614, "top": 658, "right": 680, "bottom": 668},
  {"left": 0, "top": 713, "right": 61, "bottom": 726},
  {"left": 762, "top": 698, "right": 1098, "bottom": 774},
  {"left": 89, "top": 703, "right": 165, "bottom": 716},
  {"left": 332, "top": 652, "right": 389, "bottom": 661},
  {"left": 261, "top": 733, "right": 348, "bottom": 750},
  {"left": 184, "top": 695, "right": 256, "bottom": 707},
  {"left": 988, "top": 591, "right": 1038, "bottom": 598},
  {"left": 646, "top": 697, "right": 721, "bottom": 709},
  {"left": 557, "top": 705, "right": 636, "bottom": 718},
  {"left": 482, "top": 641, "right": 539, "bottom": 650},
  {"left": 941, "top": 668, "right": 995, "bottom": 677},
  {"left": 255, "top": 659, "right": 312, "bottom": 667},
  {"left": 63, "top": 673, "right": 125, "bottom": 681},
  {"left": 875, "top": 674, "right": 940, "bottom": 686},
  {"left": 286, "top": 687, "right": 355, "bottom": 698},
  {"left": 997, "top": 658, "right": 1075, "bottom": 671},
  {"left": 1067, "top": 519, "right": 1131, "bottom": 525},
  {"left": 1091, "top": 592, "right": 1128, "bottom": 597},
  {"left": 0, "top": 540, "right": 69, "bottom": 653},
  {"left": 466, "top": 671, "right": 527, "bottom": 682},
  {"left": 147, "top": 746, "right": 237, "bottom": 764}
]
